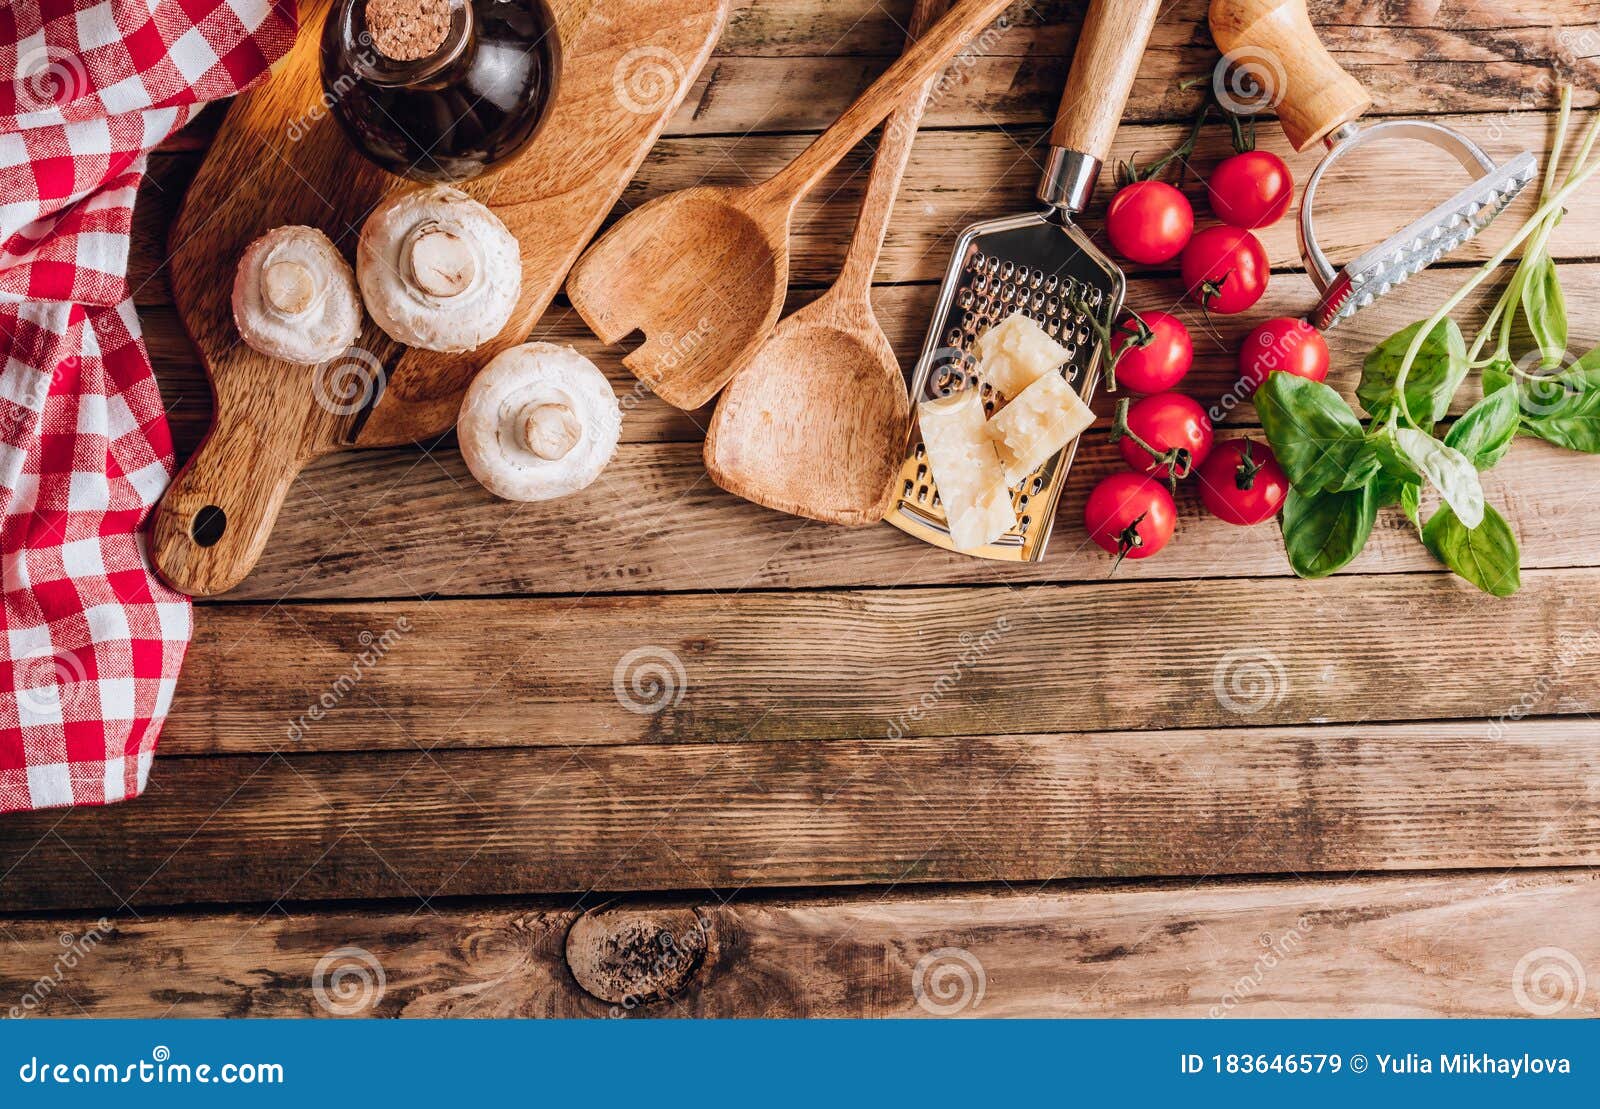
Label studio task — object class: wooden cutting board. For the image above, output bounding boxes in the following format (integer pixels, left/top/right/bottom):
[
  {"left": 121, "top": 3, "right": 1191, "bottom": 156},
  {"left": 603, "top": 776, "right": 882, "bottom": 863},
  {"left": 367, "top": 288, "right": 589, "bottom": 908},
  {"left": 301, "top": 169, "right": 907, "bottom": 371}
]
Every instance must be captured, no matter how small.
[{"left": 151, "top": 0, "right": 727, "bottom": 597}]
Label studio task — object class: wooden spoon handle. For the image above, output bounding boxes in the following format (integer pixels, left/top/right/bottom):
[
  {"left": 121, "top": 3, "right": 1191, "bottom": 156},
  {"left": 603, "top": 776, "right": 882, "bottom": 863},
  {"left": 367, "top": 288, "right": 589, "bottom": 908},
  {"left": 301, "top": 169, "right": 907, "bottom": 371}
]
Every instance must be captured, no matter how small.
[
  {"left": 1209, "top": 0, "right": 1370, "bottom": 151},
  {"left": 1050, "top": 0, "right": 1162, "bottom": 163},
  {"left": 761, "top": 0, "right": 1012, "bottom": 205},
  {"left": 149, "top": 416, "right": 306, "bottom": 596},
  {"left": 833, "top": 0, "right": 950, "bottom": 302}
]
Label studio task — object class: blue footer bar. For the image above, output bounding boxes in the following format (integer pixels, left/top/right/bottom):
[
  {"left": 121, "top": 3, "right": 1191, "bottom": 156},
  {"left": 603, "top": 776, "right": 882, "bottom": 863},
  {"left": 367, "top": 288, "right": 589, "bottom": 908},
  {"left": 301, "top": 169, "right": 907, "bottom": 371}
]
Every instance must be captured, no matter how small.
[{"left": 4, "top": 1019, "right": 1595, "bottom": 1106}]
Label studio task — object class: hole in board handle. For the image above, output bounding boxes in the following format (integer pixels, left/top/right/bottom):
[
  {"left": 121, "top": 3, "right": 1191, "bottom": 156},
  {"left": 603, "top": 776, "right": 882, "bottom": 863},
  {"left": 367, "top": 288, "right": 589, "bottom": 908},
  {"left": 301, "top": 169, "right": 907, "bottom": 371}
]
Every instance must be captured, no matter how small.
[{"left": 192, "top": 505, "right": 227, "bottom": 548}]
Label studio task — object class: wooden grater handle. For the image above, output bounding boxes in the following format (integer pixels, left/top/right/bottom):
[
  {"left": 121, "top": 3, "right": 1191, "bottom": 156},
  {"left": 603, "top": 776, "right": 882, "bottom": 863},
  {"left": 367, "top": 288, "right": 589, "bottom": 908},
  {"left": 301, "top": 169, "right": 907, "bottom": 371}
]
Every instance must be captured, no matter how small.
[
  {"left": 762, "top": 0, "right": 1012, "bottom": 204},
  {"left": 1209, "top": 0, "right": 1371, "bottom": 152},
  {"left": 1049, "top": 0, "right": 1162, "bottom": 164},
  {"left": 149, "top": 415, "right": 308, "bottom": 597}
]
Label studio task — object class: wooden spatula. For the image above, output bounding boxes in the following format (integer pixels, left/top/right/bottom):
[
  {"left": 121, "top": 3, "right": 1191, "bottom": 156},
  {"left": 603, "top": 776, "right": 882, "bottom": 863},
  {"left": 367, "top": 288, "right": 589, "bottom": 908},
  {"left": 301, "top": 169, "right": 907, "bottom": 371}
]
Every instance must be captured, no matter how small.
[
  {"left": 565, "top": 0, "right": 1013, "bottom": 412},
  {"left": 700, "top": 0, "right": 946, "bottom": 526}
]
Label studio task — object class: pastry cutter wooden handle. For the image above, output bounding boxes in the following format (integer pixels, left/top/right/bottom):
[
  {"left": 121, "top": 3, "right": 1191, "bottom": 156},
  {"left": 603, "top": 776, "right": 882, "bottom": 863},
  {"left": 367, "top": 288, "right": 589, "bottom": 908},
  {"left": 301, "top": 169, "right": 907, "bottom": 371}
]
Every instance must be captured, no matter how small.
[{"left": 1209, "top": 0, "right": 1536, "bottom": 329}]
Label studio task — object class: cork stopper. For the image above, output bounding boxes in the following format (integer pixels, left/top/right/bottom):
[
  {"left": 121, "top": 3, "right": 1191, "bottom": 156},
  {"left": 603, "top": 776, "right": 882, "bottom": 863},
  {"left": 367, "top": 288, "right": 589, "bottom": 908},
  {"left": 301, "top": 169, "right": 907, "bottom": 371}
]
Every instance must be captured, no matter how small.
[{"left": 365, "top": 0, "right": 452, "bottom": 63}]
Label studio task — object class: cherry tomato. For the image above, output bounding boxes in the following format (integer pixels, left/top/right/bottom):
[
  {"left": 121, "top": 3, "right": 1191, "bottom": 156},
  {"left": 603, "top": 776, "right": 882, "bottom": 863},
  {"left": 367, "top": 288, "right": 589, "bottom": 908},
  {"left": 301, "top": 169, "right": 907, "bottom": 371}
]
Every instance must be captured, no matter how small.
[
  {"left": 1105, "top": 180, "right": 1194, "bottom": 265},
  {"left": 1180, "top": 226, "right": 1268, "bottom": 314},
  {"left": 1084, "top": 472, "right": 1176, "bottom": 564},
  {"left": 1238, "top": 317, "right": 1330, "bottom": 396},
  {"left": 1117, "top": 392, "right": 1214, "bottom": 482},
  {"left": 1109, "top": 311, "right": 1193, "bottom": 394},
  {"left": 1208, "top": 151, "right": 1294, "bottom": 229},
  {"left": 1196, "top": 437, "right": 1289, "bottom": 526}
]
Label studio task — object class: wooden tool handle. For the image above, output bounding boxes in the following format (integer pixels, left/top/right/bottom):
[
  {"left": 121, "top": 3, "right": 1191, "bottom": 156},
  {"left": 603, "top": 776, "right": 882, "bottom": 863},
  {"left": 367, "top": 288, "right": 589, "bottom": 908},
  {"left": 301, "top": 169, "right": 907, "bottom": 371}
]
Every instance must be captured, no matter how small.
[
  {"left": 149, "top": 418, "right": 305, "bottom": 597},
  {"left": 833, "top": 0, "right": 949, "bottom": 301},
  {"left": 1050, "top": 0, "right": 1162, "bottom": 162},
  {"left": 1209, "top": 0, "right": 1371, "bottom": 151},
  {"left": 763, "top": 0, "right": 1012, "bottom": 204}
]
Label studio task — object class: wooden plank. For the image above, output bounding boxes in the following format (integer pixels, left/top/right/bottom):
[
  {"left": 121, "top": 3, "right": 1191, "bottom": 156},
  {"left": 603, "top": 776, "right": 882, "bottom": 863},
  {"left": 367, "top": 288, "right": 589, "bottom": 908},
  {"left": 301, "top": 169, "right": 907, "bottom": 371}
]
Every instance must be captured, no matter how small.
[
  {"left": 155, "top": 570, "right": 1600, "bottom": 754},
  {"left": 232, "top": 434, "right": 1600, "bottom": 601},
  {"left": 1, "top": 722, "right": 1597, "bottom": 909},
  {"left": 147, "top": 0, "right": 1596, "bottom": 151},
  {"left": 5, "top": 870, "right": 1594, "bottom": 1017},
  {"left": 137, "top": 111, "right": 1600, "bottom": 307}
]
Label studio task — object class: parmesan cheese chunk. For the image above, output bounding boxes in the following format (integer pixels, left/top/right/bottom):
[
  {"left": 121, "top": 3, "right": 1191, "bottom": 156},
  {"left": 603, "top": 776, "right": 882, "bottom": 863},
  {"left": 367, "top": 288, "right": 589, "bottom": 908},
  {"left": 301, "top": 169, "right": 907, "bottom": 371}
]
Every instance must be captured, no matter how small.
[
  {"left": 917, "top": 390, "right": 1017, "bottom": 552},
  {"left": 986, "top": 370, "right": 1095, "bottom": 486},
  {"left": 974, "top": 313, "right": 1072, "bottom": 398}
]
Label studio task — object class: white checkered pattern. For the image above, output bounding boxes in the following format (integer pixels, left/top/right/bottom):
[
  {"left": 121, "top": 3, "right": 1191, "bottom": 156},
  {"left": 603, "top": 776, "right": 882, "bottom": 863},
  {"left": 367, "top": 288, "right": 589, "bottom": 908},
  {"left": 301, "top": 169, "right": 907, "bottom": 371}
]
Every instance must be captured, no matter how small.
[{"left": 0, "top": 0, "right": 298, "bottom": 812}]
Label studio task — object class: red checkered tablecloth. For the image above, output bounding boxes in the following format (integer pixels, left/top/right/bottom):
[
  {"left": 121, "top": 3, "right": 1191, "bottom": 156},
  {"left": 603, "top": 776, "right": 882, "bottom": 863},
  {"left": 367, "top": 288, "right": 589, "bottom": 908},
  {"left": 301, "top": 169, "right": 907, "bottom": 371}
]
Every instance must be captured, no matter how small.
[{"left": 0, "top": 0, "right": 297, "bottom": 813}]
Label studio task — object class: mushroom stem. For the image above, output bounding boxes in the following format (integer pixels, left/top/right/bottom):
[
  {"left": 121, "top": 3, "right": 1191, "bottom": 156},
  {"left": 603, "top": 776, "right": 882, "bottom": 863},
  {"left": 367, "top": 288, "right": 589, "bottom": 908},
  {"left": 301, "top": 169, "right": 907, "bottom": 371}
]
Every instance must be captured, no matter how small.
[
  {"left": 520, "top": 402, "right": 582, "bottom": 461},
  {"left": 407, "top": 224, "right": 477, "bottom": 299},
  {"left": 263, "top": 259, "right": 318, "bottom": 316}
]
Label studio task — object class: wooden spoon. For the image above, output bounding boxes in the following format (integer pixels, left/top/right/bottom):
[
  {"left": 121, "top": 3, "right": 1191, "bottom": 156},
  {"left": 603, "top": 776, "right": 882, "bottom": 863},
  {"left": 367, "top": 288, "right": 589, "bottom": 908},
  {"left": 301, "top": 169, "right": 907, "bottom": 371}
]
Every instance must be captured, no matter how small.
[
  {"left": 565, "top": 0, "right": 1013, "bottom": 412},
  {"left": 701, "top": 0, "right": 946, "bottom": 526}
]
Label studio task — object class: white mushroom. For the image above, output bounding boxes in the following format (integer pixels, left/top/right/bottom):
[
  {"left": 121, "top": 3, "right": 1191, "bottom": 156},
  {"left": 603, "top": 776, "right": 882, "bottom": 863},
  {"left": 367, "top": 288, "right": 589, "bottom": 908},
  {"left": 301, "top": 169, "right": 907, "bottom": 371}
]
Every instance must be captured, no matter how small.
[
  {"left": 357, "top": 185, "right": 521, "bottom": 353},
  {"left": 231, "top": 226, "right": 361, "bottom": 365},
  {"left": 458, "top": 343, "right": 622, "bottom": 502}
]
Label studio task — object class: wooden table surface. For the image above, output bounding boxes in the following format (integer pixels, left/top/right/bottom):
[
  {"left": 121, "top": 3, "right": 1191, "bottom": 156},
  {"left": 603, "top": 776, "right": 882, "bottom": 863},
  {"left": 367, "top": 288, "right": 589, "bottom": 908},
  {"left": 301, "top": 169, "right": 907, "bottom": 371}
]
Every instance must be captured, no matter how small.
[{"left": 5, "top": 0, "right": 1600, "bottom": 1018}]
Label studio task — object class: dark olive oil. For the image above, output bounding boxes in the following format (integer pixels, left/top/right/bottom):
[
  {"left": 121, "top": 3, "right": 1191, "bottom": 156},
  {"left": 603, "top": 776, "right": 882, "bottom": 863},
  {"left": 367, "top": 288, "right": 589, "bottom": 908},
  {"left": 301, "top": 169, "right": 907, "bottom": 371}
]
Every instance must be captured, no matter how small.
[{"left": 321, "top": 0, "right": 559, "bottom": 183}]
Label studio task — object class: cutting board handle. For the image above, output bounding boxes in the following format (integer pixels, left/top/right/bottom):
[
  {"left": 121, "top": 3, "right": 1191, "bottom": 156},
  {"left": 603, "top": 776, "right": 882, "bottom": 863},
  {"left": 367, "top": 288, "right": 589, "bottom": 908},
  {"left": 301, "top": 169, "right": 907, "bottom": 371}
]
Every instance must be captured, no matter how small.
[
  {"left": 1209, "top": 0, "right": 1371, "bottom": 151},
  {"left": 1049, "top": 0, "right": 1162, "bottom": 164},
  {"left": 149, "top": 417, "right": 303, "bottom": 597}
]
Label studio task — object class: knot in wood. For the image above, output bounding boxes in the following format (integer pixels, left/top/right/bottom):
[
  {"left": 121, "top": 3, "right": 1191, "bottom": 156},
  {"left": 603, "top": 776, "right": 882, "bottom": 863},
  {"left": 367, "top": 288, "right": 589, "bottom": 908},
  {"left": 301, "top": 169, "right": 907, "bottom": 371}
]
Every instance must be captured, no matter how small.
[{"left": 565, "top": 907, "right": 709, "bottom": 1008}]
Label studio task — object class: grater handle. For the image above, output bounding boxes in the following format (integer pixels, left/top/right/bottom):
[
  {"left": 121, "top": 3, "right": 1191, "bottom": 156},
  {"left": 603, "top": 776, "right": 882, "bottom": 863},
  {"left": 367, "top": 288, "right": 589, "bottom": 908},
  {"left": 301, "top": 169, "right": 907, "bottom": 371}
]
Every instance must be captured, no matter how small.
[
  {"left": 1042, "top": 0, "right": 1162, "bottom": 211},
  {"left": 1209, "top": 0, "right": 1371, "bottom": 152}
]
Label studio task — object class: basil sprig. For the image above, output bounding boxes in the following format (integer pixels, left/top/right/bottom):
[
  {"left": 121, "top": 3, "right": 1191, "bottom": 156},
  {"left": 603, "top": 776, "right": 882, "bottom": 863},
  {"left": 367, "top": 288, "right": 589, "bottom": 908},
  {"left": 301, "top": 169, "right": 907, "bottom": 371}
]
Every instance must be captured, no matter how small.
[{"left": 1257, "top": 85, "right": 1600, "bottom": 597}]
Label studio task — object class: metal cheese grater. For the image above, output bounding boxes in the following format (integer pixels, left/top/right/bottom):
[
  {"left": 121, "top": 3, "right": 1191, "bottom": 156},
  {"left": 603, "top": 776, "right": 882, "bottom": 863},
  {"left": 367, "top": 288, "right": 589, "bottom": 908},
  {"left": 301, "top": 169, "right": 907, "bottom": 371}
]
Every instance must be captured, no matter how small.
[{"left": 885, "top": 0, "right": 1161, "bottom": 561}]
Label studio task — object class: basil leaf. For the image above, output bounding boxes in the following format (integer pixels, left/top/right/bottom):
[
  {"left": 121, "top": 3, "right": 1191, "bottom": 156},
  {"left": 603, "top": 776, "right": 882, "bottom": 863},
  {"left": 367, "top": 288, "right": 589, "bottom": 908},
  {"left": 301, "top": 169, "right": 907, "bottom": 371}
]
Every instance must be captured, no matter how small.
[
  {"left": 1280, "top": 484, "right": 1377, "bottom": 579},
  {"left": 1443, "top": 386, "right": 1519, "bottom": 469},
  {"left": 1392, "top": 427, "right": 1484, "bottom": 529},
  {"left": 1520, "top": 255, "right": 1568, "bottom": 366},
  {"left": 1357, "top": 319, "right": 1468, "bottom": 429},
  {"left": 1400, "top": 483, "right": 1422, "bottom": 531},
  {"left": 1421, "top": 502, "right": 1521, "bottom": 597},
  {"left": 1329, "top": 445, "right": 1382, "bottom": 491},
  {"left": 1521, "top": 388, "right": 1600, "bottom": 452},
  {"left": 1516, "top": 345, "right": 1600, "bottom": 451},
  {"left": 1257, "top": 372, "right": 1368, "bottom": 491}
]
